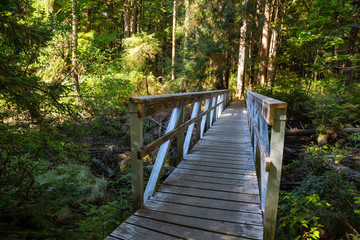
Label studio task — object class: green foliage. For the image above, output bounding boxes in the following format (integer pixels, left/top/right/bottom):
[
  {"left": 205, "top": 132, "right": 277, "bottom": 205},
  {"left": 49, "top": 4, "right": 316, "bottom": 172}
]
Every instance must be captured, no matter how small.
[
  {"left": 278, "top": 191, "right": 327, "bottom": 239},
  {"left": 122, "top": 33, "right": 161, "bottom": 71},
  {"left": 310, "top": 93, "right": 356, "bottom": 133},
  {"left": 253, "top": 73, "right": 313, "bottom": 122},
  {"left": 80, "top": 74, "right": 134, "bottom": 117},
  {"left": 279, "top": 143, "right": 360, "bottom": 239}
]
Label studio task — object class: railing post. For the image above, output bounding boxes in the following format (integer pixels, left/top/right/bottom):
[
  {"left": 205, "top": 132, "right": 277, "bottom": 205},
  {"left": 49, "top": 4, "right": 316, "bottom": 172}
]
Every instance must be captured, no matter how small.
[
  {"left": 176, "top": 106, "right": 184, "bottom": 166},
  {"left": 264, "top": 108, "right": 287, "bottom": 240},
  {"left": 130, "top": 103, "right": 144, "bottom": 211},
  {"left": 201, "top": 99, "right": 211, "bottom": 138},
  {"left": 184, "top": 101, "right": 201, "bottom": 157},
  {"left": 205, "top": 98, "right": 211, "bottom": 131},
  {"left": 195, "top": 102, "right": 202, "bottom": 143},
  {"left": 210, "top": 96, "right": 216, "bottom": 126}
]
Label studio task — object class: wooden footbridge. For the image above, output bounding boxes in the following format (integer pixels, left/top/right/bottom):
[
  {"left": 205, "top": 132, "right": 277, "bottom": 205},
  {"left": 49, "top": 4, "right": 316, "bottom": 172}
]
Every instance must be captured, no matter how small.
[{"left": 106, "top": 90, "right": 287, "bottom": 240}]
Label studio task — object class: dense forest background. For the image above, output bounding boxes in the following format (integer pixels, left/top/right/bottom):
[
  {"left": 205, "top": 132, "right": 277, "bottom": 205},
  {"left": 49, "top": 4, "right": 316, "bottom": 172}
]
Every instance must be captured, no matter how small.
[{"left": 1, "top": 0, "right": 359, "bottom": 239}]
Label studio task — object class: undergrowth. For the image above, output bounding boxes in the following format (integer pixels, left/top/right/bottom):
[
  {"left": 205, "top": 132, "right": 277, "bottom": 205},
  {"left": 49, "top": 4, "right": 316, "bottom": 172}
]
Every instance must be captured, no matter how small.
[{"left": 277, "top": 135, "right": 360, "bottom": 239}]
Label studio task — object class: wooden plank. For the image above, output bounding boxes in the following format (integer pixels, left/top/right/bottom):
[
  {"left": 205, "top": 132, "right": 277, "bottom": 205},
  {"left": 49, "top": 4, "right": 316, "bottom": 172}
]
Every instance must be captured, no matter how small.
[
  {"left": 104, "top": 236, "right": 121, "bottom": 240},
  {"left": 144, "top": 200, "right": 263, "bottom": 225},
  {"left": 183, "top": 156, "right": 255, "bottom": 166},
  {"left": 130, "top": 90, "right": 231, "bottom": 117},
  {"left": 144, "top": 107, "right": 181, "bottom": 203},
  {"left": 180, "top": 159, "right": 255, "bottom": 170},
  {"left": 110, "top": 222, "right": 180, "bottom": 240},
  {"left": 173, "top": 168, "right": 258, "bottom": 181},
  {"left": 163, "top": 175, "right": 259, "bottom": 195},
  {"left": 187, "top": 151, "right": 254, "bottom": 160},
  {"left": 126, "top": 215, "right": 244, "bottom": 240},
  {"left": 177, "top": 162, "right": 256, "bottom": 175},
  {"left": 135, "top": 209, "right": 263, "bottom": 239},
  {"left": 158, "top": 185, "right": 260, "bottom": 203},
  {"left": 151, "top": 192, "right": 261, "bottom": 214},
  {"left": 168, "top": 170, "right": 258, "bottom": 186}
]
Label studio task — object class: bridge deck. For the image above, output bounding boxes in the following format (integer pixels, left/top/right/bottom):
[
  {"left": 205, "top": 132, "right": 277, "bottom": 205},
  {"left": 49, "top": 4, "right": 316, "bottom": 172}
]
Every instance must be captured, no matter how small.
[{"left": 106, "top": 100, "right": 263, "bottom": 240}]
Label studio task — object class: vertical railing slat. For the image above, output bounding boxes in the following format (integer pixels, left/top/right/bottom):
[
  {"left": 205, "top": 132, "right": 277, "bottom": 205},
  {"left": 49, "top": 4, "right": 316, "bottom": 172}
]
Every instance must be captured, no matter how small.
[
  {"left": 176, "top": 107, "right": 184, "bottom": 165},
  {"left": 200, "top": 99, "right": 211, "bottom": 138},
  {"left": 210, "top": 96, "right": 216, "bottom": 126},
  {"left": 143, "top": 107, "right": 181, "bottom": 203},
  {"left": 183, "top": 102, "right": 201, "bottom": 157}
]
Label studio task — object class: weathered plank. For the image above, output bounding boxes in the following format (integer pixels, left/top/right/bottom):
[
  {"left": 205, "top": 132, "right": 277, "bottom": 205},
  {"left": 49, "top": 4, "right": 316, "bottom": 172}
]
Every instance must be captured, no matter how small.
[
  {"left": 180, "top": 159, "right": 255, "bottom": 170},
  {"left": 167, "top": 171, "right": 258, "bottom": 187},
  {"left": 110, "top": 222, "right": 180, "bottom": 240},
  {"left": 172, "top": 168, "right": 258, "bottom": 181},
  {"left": 177, "top": 162, "right": 256, "bottom": 175},
  {"left": 144, "top": 200, "right": 263, "bottom": 225},
  {"left": 126, "top": 215, "right": 245, "bottom": 240},
  {"left": 151, "top": 192, "right": 261, "bottom": 214},
  {"left": 135, "top": 209, "right": 263, "bottom": 239},
  {"left": 157, "top": 185, "right": 260, "bottom": 204}
]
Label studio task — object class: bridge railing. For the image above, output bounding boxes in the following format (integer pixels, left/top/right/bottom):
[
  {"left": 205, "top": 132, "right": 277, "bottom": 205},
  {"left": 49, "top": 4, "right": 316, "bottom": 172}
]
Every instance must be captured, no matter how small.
[
  {"left": 129, "top": 90, "right": 232, "bottom": 211},
  {"left": 246, "top": 90, "right": 287, "bottom": 240}
]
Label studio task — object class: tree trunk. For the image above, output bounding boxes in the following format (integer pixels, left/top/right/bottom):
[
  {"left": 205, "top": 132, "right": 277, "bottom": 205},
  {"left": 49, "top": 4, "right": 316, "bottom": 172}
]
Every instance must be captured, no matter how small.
[
  {"left": 124, "top": 0, "right": 130, "bottom": 38},
  {"left": 184, "top": 0, "right": 190, "bottom": 51},
  {"left": 131, "top": 0, "right": 137, "bottom": 35},
  {"left": 266, "top": 1, "right": 280, "bottom": 87},
  {"left": 72, "top": 0, "right": 80, "bottom": 99},
  {"left": 236, "top": 10, "right": 248, "bottom": 99},
  {"left": 257, "top": 0, "right": 271, "bottom": 86},
  {"left": 171, "top": 0, "right": 177, "bottom": 81},
  {"left": 137, "top": 0, "right": 142, "bottom": 32}
]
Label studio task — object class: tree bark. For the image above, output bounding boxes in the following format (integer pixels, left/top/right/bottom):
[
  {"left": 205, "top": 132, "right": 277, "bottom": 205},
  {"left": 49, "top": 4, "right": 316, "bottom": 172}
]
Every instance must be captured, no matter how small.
[
  {"left": 171, "top": 0, "right": 177, "bottom": 81},
  {"left": 124, "top": 0, "right": 130, "bottom": 38},
  {"left": 236, "top": 9, "right": 248, "bottom": 99},
  {"left": 131, "top": 0, "right": 137, "bottom": 35},
  {"left": 266, "top": 0, "right": 280, "bottom": 87},
  {"left": 72, "top": 0, "right": 80, "bottom": 99},
  {"left": 137, "top": 0, "right": 142, "bottom": 33},
  {"left": 184, "top": 0, "right": 190, "bottom": 51},
  {"left": 257, "top": 0, "right": 272, "bottom": 86}
]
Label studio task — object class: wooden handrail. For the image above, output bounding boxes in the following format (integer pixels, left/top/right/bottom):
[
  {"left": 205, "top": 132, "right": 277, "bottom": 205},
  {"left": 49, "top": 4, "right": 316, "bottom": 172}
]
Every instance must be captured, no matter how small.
[
  {"left": 129, "top": 90, "right": 232, "bottom": 211},
  {"left": 246, "top": 90, "right": 287, "bottom": 240},
  {"left": 130, "top": 90, "right": 230, "bottom": 117},
  {"left": 246, "top": 90, "right": 287, "bottom": 126}
]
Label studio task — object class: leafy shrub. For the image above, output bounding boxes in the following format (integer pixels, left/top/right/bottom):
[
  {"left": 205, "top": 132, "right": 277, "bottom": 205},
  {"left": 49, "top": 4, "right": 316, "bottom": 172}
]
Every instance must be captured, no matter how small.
[
  {"left": 253, "top": 74, "right": 313, "bottom": 122},
  {"left": 80, "top": 74, "right": 134, "bottom": 117},
  {"left": 278, "top": 144, "right": 360, "bottom": 239},
  {"left": 309, "top": 93, "right": 357, "bottom": 134}
]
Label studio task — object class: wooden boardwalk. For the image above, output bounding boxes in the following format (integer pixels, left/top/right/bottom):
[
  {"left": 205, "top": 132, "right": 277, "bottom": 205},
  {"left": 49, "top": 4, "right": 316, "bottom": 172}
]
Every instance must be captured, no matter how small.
[{"left": 106, "top": 100, "right": 263, "bottom": 240}]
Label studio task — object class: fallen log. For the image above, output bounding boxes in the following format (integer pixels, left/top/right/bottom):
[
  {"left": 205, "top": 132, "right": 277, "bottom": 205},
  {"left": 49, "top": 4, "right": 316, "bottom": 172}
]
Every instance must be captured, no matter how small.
[{"left": 285, "top": 128, "right": 360, "bottom": 136}]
